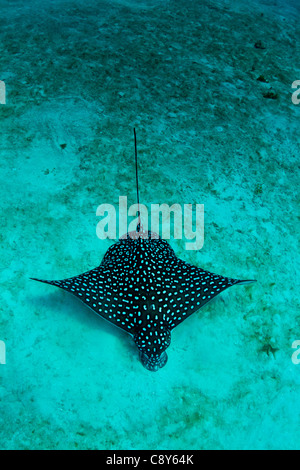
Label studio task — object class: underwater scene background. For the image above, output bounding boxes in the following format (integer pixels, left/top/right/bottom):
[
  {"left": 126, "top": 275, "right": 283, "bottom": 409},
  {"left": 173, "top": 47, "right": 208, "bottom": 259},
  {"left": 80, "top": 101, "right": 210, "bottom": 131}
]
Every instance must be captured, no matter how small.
[{"left": 0, "top": 0, "right": 299, "bottom": 450}]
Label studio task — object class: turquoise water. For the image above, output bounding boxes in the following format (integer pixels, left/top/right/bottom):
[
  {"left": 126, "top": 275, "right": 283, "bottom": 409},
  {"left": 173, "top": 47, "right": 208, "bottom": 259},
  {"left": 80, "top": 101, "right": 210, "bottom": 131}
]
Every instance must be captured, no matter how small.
[{"left": 0, "top": 0, "right": 299, "bottom": 450}]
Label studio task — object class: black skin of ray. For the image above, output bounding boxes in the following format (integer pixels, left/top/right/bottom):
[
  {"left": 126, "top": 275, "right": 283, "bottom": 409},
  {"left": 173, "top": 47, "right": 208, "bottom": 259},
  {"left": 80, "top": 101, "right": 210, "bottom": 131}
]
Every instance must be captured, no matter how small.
[
  {"left": 31, "top": 129, "right": 256, "bottom": 371},
  {"left": 31, "top": 231, "right": 256, "bottom": 371}
]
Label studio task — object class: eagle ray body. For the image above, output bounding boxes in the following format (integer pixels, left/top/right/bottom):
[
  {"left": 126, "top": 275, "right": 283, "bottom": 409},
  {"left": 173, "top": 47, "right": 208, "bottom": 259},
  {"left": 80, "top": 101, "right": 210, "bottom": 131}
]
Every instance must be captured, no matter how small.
[
  {"left": 32, "top": 130, "right": 255, "bottom": 371},
  {"left": 32, "top": 228, "right": 254, "bottom": 371}
]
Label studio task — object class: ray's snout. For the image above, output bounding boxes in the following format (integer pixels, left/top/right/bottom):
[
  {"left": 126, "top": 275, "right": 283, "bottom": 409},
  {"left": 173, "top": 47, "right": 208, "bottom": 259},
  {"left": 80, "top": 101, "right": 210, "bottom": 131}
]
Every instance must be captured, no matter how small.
[{"left": 139, "top": 351, "right": 168, "bottom": 371}]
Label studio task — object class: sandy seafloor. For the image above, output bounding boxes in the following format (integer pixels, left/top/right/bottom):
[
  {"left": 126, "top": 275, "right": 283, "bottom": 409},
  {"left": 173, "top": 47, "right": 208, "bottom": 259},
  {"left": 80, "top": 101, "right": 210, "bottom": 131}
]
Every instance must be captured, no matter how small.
[{"left": 0, "top": 0, "right": 299, "bottom": 450}]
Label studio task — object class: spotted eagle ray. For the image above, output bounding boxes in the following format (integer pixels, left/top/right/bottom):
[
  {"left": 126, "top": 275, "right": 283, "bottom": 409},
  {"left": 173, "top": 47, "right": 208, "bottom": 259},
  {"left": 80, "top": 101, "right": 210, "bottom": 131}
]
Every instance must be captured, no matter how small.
[{"left": 32, "top": 129, "right": 255, "bottom": 371}]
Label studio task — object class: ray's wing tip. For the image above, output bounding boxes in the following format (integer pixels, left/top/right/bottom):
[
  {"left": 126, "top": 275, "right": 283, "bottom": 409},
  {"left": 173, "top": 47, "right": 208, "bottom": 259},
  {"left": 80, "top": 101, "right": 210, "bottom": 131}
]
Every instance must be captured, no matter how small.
[
  {"left": 236, "top": 279, "right": 257, "bottom": 285},
  {"left": 30, "top": 277, "right": 57, "bottom": 285}
]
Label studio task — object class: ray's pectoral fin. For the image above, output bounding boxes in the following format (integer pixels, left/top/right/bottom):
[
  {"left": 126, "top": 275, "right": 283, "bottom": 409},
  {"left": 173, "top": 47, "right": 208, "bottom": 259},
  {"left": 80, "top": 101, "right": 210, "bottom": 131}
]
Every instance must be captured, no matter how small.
[
  {"left": 133, "top": 322, "right": 171, "bottom": 372},
  {"left": 30, "top": 266, "right": 127, "bottom": 330},
  {"left": 161, "top": 258, "right": 257, "bottom": 330}
]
